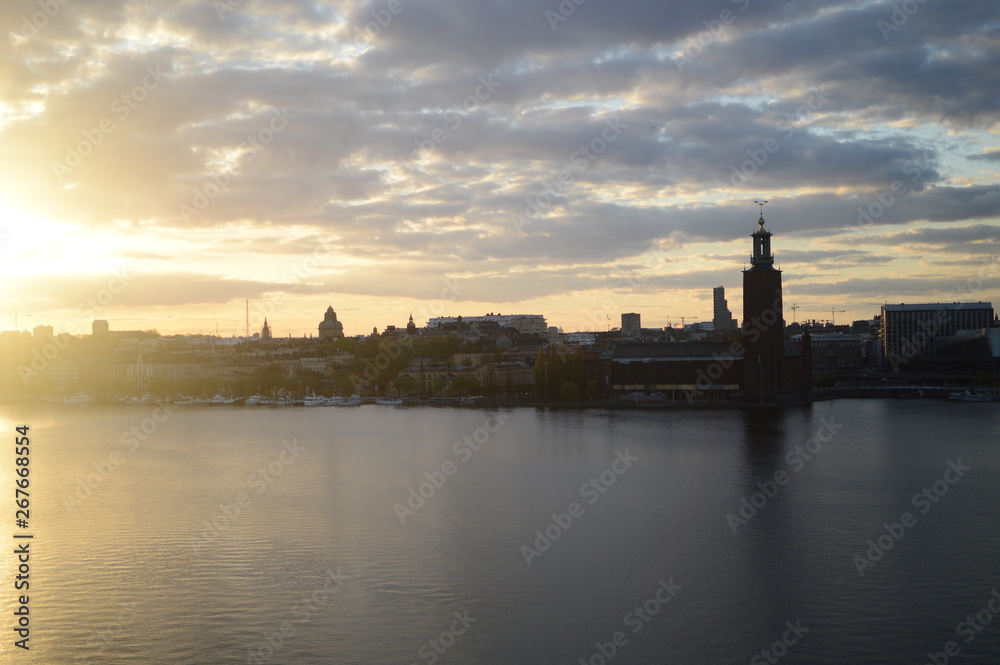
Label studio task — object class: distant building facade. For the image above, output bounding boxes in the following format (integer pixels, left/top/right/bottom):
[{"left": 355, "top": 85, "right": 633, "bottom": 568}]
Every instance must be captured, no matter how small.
[
  {"left": 621, "top": 313, "right": 641, "bottom": 337},
  {"left": 713, "top": 287, "right": 737, "bottom": 331},
  {"left": 427, "top": 313, "right": 547, "bottom": 334},
  {"left": 93, "top": 320, "right": 110, "bottom": 336},
  {"left": 881, "top": 302, "right": 995, "bottom": 370}
]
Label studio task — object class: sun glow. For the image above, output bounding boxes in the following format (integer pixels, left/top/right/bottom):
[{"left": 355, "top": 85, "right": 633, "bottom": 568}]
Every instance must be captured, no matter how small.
[{"left": 0, "top": 209, "right": 128, "bottom": 278}]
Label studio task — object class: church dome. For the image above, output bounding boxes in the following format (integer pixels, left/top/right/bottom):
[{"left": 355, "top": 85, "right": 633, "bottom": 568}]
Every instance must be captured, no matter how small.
[{"left": 318, "top": 306, "right": 344, "bottom": 339}]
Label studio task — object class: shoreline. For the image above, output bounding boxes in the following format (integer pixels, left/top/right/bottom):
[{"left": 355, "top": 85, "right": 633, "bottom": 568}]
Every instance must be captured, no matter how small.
[{"left": 3, "top": 388, "right": 988, "bottom": 410}]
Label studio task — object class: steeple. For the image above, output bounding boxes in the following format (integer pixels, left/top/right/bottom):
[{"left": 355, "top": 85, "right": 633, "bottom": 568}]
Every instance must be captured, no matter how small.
[{"left": 749, "top": 199, "right": 775, "bottom": 270}]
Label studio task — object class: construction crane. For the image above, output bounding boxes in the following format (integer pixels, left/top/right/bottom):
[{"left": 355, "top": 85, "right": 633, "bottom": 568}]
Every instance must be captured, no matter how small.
[
  {"left": 789, "top": 304, "right": 800, "bottom": 323},
  {"left": 13, "top": 311, "right": 31, "bottom": 330},
  {"left": 665, "top": 316, "right": 698, "bottom": 330},
  {"left": 809, "top": 307, "right": 846, "bottom": 326}
]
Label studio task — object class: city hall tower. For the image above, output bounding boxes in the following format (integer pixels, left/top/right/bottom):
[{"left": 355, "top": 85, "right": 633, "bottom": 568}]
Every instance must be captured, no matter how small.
[{"left": 742, "top": 206, "right": 785, "bottom": 401}]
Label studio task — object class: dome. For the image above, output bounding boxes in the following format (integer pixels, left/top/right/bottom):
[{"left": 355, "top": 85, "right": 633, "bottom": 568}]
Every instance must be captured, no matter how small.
[{"left": 318, "top": 306, "right": 344, "bottom": 339}]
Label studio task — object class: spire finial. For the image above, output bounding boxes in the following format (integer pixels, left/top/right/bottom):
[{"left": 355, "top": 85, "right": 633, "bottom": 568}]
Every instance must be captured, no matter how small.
[{"left": 754, "top": 199, "right": 768, "bottom": 227}]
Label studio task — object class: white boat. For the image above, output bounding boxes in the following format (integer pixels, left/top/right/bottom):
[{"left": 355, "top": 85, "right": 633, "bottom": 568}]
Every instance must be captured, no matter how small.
[
  {"left": 375, "top": 397, "right": 403, "bottom": 405},
  {"left": 337, "top": 395, "right": 363, "bottom": 407},
  {"left": 207, "top": 393, "right": 240, "bottom": 405},
  {"left": 174, "top": 396, "right": 206, "bottom": 405},
  {"left": 322, "top": 396, "right": 343, "bottom": 406},
  {"left": 304, "top": 391, "right": 326, "bottom": 407},
  {"left": 245, "top": 393, "right": 263, "bottom": 406},
  {"left": 949, "top": 389, "right": 999, "bottom": 402},
  {"left": 63, "top": 392, "right": 94, "bottom": 404}
]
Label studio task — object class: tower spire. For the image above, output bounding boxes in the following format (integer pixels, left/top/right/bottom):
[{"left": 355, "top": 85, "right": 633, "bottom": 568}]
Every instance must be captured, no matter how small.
[
  {"left": 754, "top": 198, "right": 768, "bottom": 217},
  {"left": 749, "top": 199, "right": 774, "bottom": 269}
]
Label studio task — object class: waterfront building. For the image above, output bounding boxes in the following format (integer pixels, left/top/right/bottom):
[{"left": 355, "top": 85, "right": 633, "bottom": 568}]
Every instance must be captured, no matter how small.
[
  {"left": 742, "top": 213, "right": 784, "bottom": 400},
  {"left": 881, "top": 302, "right": 994, "bottom": 370}
]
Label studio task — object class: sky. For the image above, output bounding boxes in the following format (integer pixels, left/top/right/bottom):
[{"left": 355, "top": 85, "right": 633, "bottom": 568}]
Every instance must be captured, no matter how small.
[{"left": 1, "top": 0, "right": 999, "bottom": 338}]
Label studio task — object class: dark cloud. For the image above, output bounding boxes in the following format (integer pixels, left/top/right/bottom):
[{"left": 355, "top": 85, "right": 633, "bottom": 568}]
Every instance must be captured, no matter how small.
[{"left": 2, "top": 0, "right": 998, "bottom": 329}]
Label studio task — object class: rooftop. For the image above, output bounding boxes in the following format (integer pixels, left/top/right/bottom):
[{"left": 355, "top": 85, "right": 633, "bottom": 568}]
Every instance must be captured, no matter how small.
[{"left": 882, "top": 302, "right": 993, "bottom": 312}]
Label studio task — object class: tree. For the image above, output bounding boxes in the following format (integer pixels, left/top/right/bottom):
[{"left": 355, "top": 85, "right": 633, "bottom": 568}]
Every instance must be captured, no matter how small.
[
  {"left": 449, "top": 374, "right": 480, "bottom": 396},
  {"left": 559, "top": 381, "right": 581, "bottom": 402},
  {"left": 394, "top": 375, "right": 418, "bottom": 396},
  {"left": 818, "top": 371, "right": 835, "bottom": 388}
]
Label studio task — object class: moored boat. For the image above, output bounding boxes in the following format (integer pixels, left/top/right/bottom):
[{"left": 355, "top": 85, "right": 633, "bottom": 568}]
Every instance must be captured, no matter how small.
[
  {"left": 949, "top": 389, "right": 999, "bottom": 402},
  {"left": 303, "top": 389, "right": 325, "bottom": 407}
]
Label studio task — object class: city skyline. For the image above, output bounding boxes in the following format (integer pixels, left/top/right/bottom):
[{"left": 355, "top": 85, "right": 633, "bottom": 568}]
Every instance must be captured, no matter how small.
[{"left": 2, "top": 1, "right": 999, "bottom": 336}]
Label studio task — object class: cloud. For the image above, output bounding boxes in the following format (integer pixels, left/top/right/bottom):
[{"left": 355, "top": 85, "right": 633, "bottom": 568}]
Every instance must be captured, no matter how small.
[{"left": 2, "top": 0, "right": 998, "bottom": 331}]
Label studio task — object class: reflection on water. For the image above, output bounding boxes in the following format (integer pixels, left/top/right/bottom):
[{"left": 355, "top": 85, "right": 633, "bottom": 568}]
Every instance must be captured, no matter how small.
[{"left": 0, "top": 400, "right": 998, "bottom": 664}]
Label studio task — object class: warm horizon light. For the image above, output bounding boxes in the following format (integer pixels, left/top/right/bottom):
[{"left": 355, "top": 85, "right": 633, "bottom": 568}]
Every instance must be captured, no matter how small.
[{"left": 2, "top": 0, "right": 999, "bottom": 336}]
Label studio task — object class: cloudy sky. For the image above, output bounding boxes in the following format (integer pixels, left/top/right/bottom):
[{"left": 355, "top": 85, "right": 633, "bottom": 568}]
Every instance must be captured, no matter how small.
[{"left": 2, "top": 0, "right": 999, "bottom": 337}]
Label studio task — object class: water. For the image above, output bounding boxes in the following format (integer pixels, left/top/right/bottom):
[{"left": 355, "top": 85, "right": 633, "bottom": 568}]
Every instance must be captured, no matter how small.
[{"left": 1, "top": 399, "right": 999, "bottom": 664}]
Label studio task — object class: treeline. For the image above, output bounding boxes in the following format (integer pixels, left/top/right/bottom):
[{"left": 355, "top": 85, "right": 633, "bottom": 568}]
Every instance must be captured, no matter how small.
[{"left": 533, "top": 346, "right": 598, "bottom": 401}]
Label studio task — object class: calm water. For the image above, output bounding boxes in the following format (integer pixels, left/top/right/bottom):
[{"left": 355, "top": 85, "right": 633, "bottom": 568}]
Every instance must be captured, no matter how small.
[{"left": 1, "top": 399, "right": 999, "bottom": 664}]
